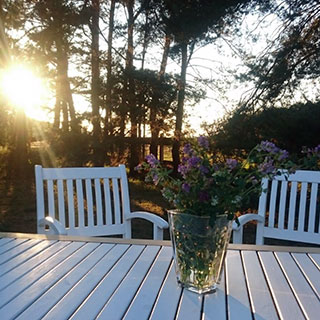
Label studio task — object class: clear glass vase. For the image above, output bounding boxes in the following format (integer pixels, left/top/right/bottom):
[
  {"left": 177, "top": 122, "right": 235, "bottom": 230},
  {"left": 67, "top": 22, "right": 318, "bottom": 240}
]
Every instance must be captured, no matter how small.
[{"left": 168, "top": 210, "right": 232, "bottom": 294}]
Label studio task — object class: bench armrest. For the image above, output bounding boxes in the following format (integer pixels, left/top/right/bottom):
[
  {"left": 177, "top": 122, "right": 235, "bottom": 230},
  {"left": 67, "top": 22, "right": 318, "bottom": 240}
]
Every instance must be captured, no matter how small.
[
  {"left": 38, "top": 217, "right": 67, "bottom": 235},
  {"left": 127, "top": 211, "right": 169, "bottom": 240},
  {"left": 232, "top": 213, "right": 264, "bottom": 244}
]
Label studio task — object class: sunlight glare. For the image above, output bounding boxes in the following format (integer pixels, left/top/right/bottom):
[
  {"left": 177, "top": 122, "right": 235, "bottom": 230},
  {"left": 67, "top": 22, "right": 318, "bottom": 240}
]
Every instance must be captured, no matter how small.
[{"left": 0, "top": 65, "right": 49, "bottom": 120}]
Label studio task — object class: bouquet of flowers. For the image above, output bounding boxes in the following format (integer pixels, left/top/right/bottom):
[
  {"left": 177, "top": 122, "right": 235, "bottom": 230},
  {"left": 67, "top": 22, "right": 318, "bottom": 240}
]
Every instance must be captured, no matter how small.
[
  {"left": 137, "top": 137, "right": 295, "bottom": 293},
  {"left": 137, "top": 137, "right": 294, "bottom": 221}
]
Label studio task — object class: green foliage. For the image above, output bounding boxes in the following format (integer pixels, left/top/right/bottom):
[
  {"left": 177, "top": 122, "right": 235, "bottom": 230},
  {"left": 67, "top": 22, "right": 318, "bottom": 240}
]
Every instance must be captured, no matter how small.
[
  {"left": 161, "top": 0, "right": 254, "bottom": 43},
  {"left": 211, "top": 101, "right": 320, "bottom": 155},
  {"left": 129, "top": 69, "right": 177, "bottom": 126}
]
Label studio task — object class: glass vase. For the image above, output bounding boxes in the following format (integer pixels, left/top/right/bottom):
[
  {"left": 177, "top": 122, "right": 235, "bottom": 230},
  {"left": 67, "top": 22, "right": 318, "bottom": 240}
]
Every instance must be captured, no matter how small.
[{"left": 168, "top": 210, "right": 232, "bottom": 294}]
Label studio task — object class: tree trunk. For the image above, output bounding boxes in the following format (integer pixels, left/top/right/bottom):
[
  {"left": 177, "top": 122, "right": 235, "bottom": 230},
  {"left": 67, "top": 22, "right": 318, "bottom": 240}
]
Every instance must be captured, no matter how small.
[
  {"left": 140, "top": 8, "right": 149, "bottom": 70},
  {"left": 55, "top": 46, "right": 76, "bottom": 132},
  {"left": 126, "top": 0, "right": 139, "bottom": 174},
  {"left": 159, "top": 33, "right": 171, "bottom": 77},
  {"left": 54, "top": 28, "right": 76, "bottom": 133},
  {"left": 119, "top": 0, "right": 133, "bottom": 155},
  {"left": 104, "top": 0, "right": 116, "bottom": 138},
  {"left": 150, "top": 33, "right": 171, "bottom": 157},
  {"left": 91, "top": 0, "right": 101, "bottom": 140},
  {"left": 55, "top": 52, "right": 69, "bottom": 132},
  {"left": 66, "top": 78, "right": 78, "bottom": 132},
  {"left": 172, "top": 41, "right": 187, "bottom": 172},
  {"left": 61, "top": 99, "right": 69, "bottom": 132}
]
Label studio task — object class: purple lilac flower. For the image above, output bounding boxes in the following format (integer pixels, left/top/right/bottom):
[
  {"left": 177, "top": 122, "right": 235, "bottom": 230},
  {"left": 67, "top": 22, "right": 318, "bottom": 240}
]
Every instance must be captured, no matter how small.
[
  {"left": 258, "top": 159, "right": 275, "bottom": 174},
  {"left": 258, "top": 141, "right": 280, "bottom": 154},
  {"left": 278, "top": 150, "right": 289, "bottom": 160},
  {"left": 152, "top": 173, "right": 159, "bottom": 185},
  {"left": 302, "top": 145, "right": 320, "bottom": 158},
  {"left": 199, "top": 165, "right": 209, "bottom": 175},
  {"left": 199, "top": 191, "right": 210, "bottom": 202},
  {"left": 181, "top": 156, "right": 189, "bottom": 164},
  {"left": 183, "top": 143, "right": 193, "bottom": 155},
  {"left": 212, "top": 164, "right": 220, "bottom": 172},
  {"left": 226, "top": 158, "right": 238, "bottom": 170},
  {"left": 182, "top": 183, "right": 191, "bottom": 193},
  {"left": 178, "top": 164, "right": 189, "bottom": 177},
  {"left": 188, "top": 156, "right": 201, "bottom": 167},
  {"left": 314, "top": 145, "right": 320, "bottom": 153},
  {"left": 145, "top": 154, "right": 159, "bottom": 168},
  {"left": 197, "top": 136, "right": 209, "bottom": 149}
]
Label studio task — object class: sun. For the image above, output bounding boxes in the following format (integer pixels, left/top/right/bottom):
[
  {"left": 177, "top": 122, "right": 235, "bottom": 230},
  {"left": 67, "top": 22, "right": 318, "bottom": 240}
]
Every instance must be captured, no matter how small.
[{"left": 0, "top": 64, "right": 50, "bottom": 120}]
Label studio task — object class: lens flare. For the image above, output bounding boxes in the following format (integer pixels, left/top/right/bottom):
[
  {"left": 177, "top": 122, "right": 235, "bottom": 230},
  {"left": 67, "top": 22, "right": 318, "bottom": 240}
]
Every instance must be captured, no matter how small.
[{"left": 0, "top": 64, "right": 49, "bottom": 120}]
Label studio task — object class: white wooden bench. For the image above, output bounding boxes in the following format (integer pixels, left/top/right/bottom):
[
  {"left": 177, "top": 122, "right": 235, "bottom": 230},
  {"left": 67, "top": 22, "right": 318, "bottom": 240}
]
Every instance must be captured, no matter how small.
[
  {"left": 35, "top": 165, "right": 168, "bottom": 240},
  {"left": 232, "top": 170, "right": 320, "bottom": 245}
]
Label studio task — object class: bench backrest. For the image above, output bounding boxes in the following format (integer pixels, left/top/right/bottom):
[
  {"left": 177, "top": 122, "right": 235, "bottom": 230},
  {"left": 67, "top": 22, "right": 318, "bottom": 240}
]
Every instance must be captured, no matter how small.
[
  {"left": 256, "top": 170, "right": 320, "bottom": 245},
  {"left": 35, "top": 164, "right": 132, "bottom": 237}
]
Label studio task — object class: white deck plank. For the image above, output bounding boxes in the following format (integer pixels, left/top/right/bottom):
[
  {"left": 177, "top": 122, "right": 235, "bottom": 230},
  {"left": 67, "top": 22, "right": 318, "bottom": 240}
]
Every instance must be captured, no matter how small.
[
  {"left": 258, "top": 251, "right": 305, "bottom": 320},
  {"left": 0, "top": 241, "right": 69, "bottom": 291},
  {"left": 176, "top": 289, "right": 203, "bottom": 320},
  {"left": 97, "top": 246, "right": 161, "bottom": 319},
  {"left": 0, "top": 242, "right": 85, "bottom": 310},
  {"left": 202, "top": 269, "right": 227, "bottom": 320},
  {"left": 0, "top": 240, "right": 57, "bottom": 276},
  {"left": 17, "top": 244, "right": 115, "bottom": 320},
  {"left": 123, "top": 246, "right": 172, "bottom": 320},
  {"left": 0, "top": 242, "right": 98, "bottom": 320},
  {"left": 150, "top": 262, "right": 182, "bottom": 320},
  {"left": 43, "top": 243, "right": 128, "bottom": 320},
  {"left": 0, "top": 238, "right": 15, "bottom": 247},
  {"left": 70, "top": 244, "right": 144, "bottom": 320},
  {"left": 0, "top": 239, "right": 41, "bottom": 265},
  {"left": 242, "top": 250, "right": 278, "bottom": 320},
  {"left": 0, "top": 238, "right": 28, "bottom": 255},
  {"left": 309, "top": 253, "right": 320, "bottom": 269},
  {"left": 275, "top": 251, "right": 320, "bottom": 319},
  {"left": 292, "top": 253, "right": 320, "bottom": 298},
  {"left": 225, "top": 250, "right": 252, "bottom": 320}
]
